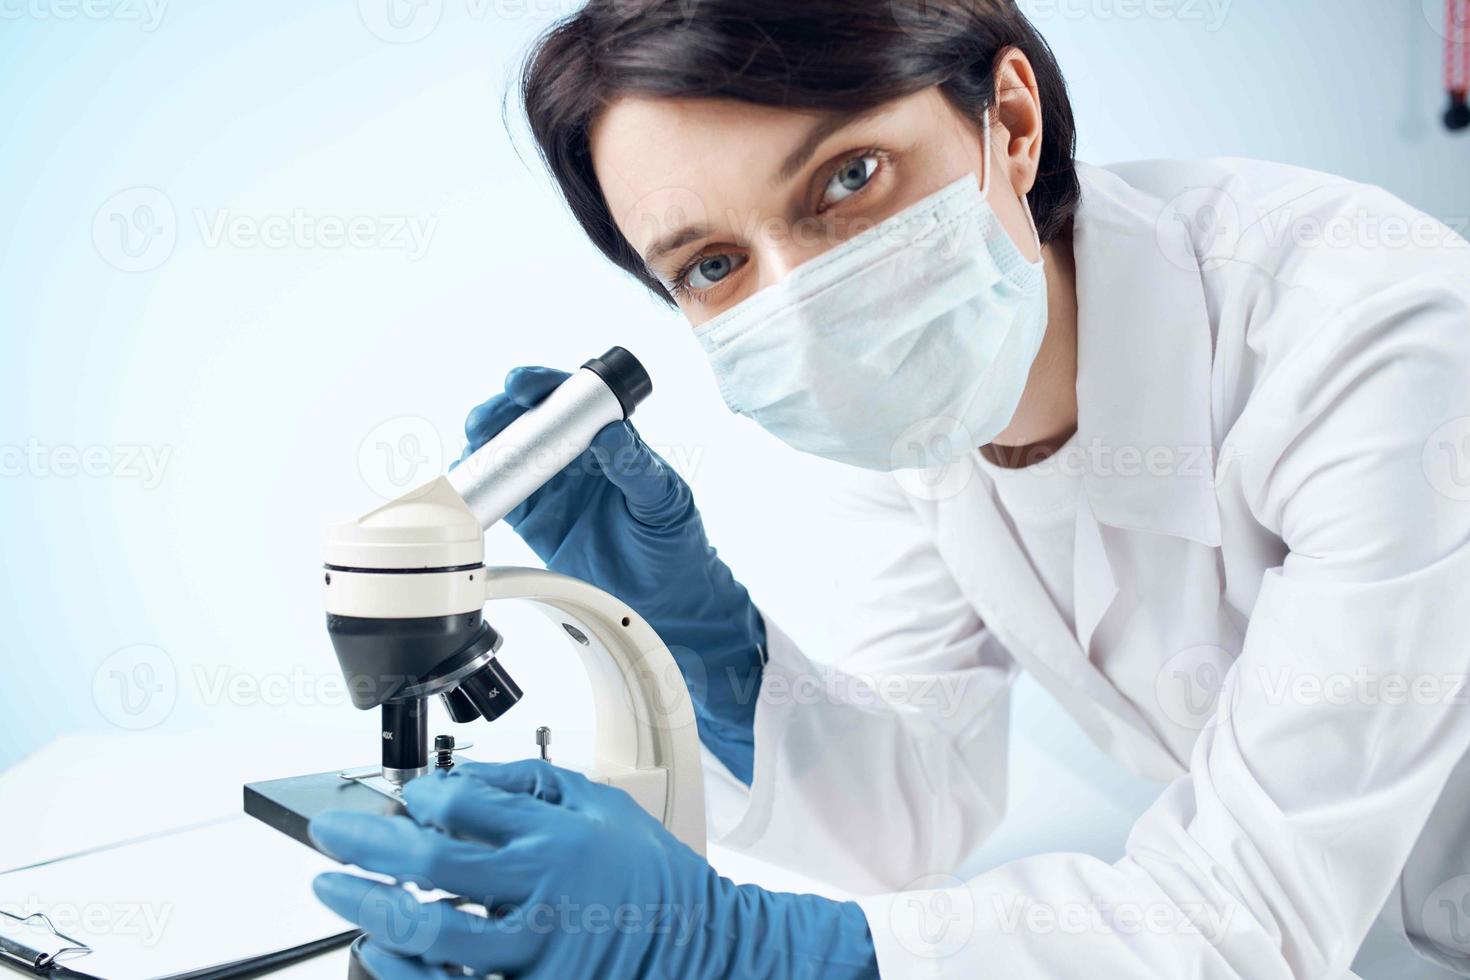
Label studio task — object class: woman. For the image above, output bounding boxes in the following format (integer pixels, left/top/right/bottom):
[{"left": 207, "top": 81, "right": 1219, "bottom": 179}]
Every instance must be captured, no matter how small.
[{"left": 307, "top": 1, "right": 1470, "bottom": 977}]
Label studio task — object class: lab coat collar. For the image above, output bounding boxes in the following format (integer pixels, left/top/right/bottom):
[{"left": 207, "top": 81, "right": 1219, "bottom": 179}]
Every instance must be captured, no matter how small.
[{"left": 1071, "top": 162, "right": 1223, "bottom": 549}]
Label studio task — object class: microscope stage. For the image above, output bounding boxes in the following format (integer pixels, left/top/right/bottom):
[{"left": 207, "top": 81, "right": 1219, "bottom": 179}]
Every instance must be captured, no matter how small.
[{"left": 245, "top": 769, "right": 406, "bottom": 854}]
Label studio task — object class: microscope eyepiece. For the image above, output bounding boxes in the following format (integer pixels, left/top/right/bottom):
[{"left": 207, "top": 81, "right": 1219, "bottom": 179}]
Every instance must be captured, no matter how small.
[
  {"left": 445, "top": 346, "right": 654, "bottom": 529},
  {"left": 581, "top": 346, "right": 652, "bottom": 418}
]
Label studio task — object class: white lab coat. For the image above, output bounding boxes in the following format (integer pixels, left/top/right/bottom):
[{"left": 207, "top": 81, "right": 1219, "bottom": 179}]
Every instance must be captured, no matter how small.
[{"left": 701, "top": 158, "right": 1470, "bottom": 978}]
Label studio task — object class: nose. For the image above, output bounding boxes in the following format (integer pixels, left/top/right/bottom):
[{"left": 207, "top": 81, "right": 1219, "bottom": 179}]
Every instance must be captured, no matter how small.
[{"left": 753, "top": 220, "right": 842, "bottom": 291}]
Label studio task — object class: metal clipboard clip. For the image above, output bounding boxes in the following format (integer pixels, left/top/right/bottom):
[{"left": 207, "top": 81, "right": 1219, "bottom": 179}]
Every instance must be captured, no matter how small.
[{"left": 0, "top": 910, "right": 92, "bottom": 973}]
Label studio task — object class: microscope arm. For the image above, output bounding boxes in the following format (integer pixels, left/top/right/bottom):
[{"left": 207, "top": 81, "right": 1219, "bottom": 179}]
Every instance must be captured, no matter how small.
[
  {"left": 251, "top": 563, "right": 709, "bottom": 856},
  {"left": 480, "top": 567, "right": 706, "bottom": 855}
]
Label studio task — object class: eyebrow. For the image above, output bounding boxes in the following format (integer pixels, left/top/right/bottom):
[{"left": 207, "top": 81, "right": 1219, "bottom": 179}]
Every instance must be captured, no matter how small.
[
  {"left": 643, "top": 221, "right": 714, "bottom": 268},
  {"left": 775, "top": 107, "right": 879, "bottom": 184}
]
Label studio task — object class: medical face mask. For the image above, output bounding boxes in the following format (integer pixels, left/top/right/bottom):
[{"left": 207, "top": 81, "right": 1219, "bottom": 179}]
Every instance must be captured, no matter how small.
[{"left": 692, "top": 119, "right": 1048, "bottom": 471}]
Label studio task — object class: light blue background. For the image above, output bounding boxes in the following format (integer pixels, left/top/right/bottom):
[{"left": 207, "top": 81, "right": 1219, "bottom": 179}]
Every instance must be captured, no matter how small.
[{"left": 1, "top": 2, "right": 1466, "bottom": 974}]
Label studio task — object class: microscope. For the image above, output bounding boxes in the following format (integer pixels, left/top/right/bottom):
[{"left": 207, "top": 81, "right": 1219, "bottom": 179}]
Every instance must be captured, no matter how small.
[{"left": 244, "top": 348, "right": 707, "bottom": 909}]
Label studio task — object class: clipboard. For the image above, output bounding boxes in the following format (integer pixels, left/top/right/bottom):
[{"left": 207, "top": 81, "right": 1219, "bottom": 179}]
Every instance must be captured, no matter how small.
[
  {"left": 0, "top": 818, "right": 357, "bottom": 980},
  {"left": 0, "top": 909, "right": 353, "bottom": 980},
  {"left": 0, "top": 912, "right": 92, "bottom": 974},
  {"left": 0, "top": 907, "right": 353, "bottom": 980}
]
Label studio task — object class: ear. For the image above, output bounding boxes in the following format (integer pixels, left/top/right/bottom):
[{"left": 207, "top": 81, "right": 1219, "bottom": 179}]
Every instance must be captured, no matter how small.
[{"left": 991, "top": 47, "right": 1043, "bottom": 197}]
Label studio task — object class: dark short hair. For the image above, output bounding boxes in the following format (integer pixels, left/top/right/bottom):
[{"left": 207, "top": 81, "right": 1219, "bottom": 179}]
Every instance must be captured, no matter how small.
[{"left": 521, "top": 0, "right": 1079, "bottom": 304}]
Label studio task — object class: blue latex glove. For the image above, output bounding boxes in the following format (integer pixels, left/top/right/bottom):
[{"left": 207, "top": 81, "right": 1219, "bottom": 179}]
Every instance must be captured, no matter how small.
[
  {"left": 459, "top": 366, "right": 763, "bottom": 783},
  {"left": 310, "top": 762, "right": 878, "bottom": 979}
]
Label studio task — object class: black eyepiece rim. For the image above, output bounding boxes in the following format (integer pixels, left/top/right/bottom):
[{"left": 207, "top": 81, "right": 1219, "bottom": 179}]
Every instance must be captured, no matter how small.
[{"left": 582, "top": 346, "right": 653, "bottom": 418}]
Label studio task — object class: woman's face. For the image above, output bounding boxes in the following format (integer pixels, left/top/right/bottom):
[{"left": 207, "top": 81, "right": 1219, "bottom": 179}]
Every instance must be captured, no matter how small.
[{"left": 591, "top": 86, "right": 1041, "bottom": 327}]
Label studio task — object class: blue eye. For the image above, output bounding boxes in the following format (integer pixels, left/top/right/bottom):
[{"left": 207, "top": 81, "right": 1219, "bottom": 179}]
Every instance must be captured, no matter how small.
[
  {"left": 686, "top": 253, "right": 739, "bottom": 290},
  {"left": 821, "top": 154, "right": 879, "bottom": 209}
]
